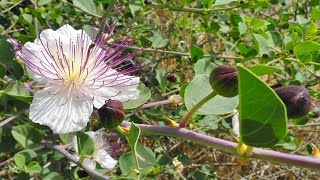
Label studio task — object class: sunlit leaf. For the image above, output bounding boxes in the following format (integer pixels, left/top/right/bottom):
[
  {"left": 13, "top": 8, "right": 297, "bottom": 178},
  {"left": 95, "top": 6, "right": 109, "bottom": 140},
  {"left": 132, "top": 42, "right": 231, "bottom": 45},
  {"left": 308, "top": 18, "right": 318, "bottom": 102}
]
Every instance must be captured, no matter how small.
[
  {"left": 293, "top": 40, "right": 320, "bottom": 56},
  {"left": 249, "top": 65, "right": 282, "bottom": 76},
  {"left": 237, "top": 64, "right": 287, "bottom": 147},
  {"left": 123, "top": 83, "right": 151, "bottom": 109},
  {"left": 76, "top": 131, "right": 95, "bottom": 159},
  {"left": 184, "top": 74, "right": 238, "bottom": 115},
  {"left": 11, "top": 125, "right": 44, "bottom": 148}
]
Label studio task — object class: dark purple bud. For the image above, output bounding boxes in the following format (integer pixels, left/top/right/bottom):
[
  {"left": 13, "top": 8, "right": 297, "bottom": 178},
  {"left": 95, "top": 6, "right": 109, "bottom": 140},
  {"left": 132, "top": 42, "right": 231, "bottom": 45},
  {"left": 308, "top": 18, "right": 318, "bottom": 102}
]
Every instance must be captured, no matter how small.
[
  {"left": 275, "top": 85, "right": 312, "bottom": 118},
  {"left": 167, "top": 74, "right": 177, "bottom": 82},
  {"left": 98, "top": 100, "right": 125, "bottom": 129},
  {"left": 209, "top": 65, "right": 238, "bottom": 97}
]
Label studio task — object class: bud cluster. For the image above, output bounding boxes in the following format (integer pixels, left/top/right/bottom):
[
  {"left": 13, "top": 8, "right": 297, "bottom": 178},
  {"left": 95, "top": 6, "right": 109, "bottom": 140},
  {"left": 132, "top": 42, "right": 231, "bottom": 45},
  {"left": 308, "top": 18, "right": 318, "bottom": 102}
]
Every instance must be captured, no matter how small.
[{"left": 209, "top": 65, "right": 312, "bottom": 119}]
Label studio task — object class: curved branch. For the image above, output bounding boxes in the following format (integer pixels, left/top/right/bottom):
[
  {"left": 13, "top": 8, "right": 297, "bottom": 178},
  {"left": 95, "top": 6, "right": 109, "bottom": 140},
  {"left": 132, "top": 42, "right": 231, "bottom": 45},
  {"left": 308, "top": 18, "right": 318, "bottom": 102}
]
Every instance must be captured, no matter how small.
[
  {"left": 121, "top": 121, "right": 320, "bottom": 171},
  {"left": 0, "top": 107, "right": 28, "bottom": 127}
]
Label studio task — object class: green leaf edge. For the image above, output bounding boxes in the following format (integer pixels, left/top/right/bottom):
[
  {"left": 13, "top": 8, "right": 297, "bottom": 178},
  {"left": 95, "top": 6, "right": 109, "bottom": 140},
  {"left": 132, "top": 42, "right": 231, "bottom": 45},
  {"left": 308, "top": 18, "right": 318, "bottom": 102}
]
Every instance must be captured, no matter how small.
[{"left": 237, "top": 64, "right": 288, "bottom": 147}]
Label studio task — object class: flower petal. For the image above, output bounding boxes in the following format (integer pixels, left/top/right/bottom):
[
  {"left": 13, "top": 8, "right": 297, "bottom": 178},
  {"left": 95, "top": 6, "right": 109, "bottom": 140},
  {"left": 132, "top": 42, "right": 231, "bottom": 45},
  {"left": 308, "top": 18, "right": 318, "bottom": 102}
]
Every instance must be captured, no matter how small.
[
  {"left": 20, "top": 42, "right": 50, "bottom": 83},
  {"left": 93, "top": 76, "right": 140, "bottom": 108},
  {"left": 19, "top": 25, "right": 91, "bottom": 84},
  {"left": 29, "top": 87, "right": 93, "bottom": 134},
  {"left": 94, "top": 149, "right": 118, "bottom": 170},
  {"left": 83, "top": 158, "right": 97, "bottom": 170},
  {"left": 56, "top": 24, "right": 82, "bottom": 38}
]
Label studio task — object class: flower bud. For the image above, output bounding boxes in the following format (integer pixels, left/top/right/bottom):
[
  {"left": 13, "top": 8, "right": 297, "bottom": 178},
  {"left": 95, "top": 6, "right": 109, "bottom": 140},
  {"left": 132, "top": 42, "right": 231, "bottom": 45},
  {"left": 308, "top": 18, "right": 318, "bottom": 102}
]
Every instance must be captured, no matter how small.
[
  {"left": 209, "top": 65, "right": 238, "bottom": 97},
  {"left": 98, "top": 100, "right": 125, "bottom": 129},
  {"left": 274, "top": 85, "right": 312, "bottom": 118}
]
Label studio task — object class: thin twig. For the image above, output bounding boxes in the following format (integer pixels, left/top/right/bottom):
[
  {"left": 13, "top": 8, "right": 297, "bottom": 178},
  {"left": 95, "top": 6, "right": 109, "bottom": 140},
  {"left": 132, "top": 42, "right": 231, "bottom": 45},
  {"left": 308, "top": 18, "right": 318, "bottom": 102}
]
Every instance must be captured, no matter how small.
[
  {"left": 43, "top": 141, "right": 109, "bottom": 180},
  {"left": 126, "top": 45, "right": 241, "bottom": 59},
  {"left": 149, "top": 3, "right": 238, "bottom": 14},
  {"left": 0, "top": 145, "right": 45, "bottom": 167},
  {"left": 0, "top": 0, "right": 24, "bottom": 15},
  {"left": 140, "top": 95, "right": 181, "bottom": 109},
  {"left": 0, "top": 107, "right": 28, "bottom": 127},
  {"left": 290, "top": 123, "right": 320, "bottom": 128},
  {"left": 161, "top": 89, "right": 180, "bottom": 97}
]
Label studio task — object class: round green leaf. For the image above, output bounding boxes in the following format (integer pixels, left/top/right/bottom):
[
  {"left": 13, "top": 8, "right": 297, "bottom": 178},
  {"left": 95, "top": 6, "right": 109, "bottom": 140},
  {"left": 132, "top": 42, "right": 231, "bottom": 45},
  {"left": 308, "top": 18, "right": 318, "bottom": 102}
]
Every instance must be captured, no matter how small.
[
  {"left": 214, "top": 0, "right": 237, "bottom": 5},
  {"left": 123, "top": 83, "right": 151, "bottom": 110},
  {"left": 38, "top": 0, "right": 52, "bottom": 6},
  {"left": 155, "top": 69, "right": 167, "bottom": 92},
  {"left": 190, "top": 45, "right": 204, "bottom": 64},
  {"left": 14, "top": 154, "right": 25, "bottom": 168},
  {"left": 5, "top": 81, "right": 33, "bottom": 103},
  {"left": 18, "top": 149, "right": 37, "bottom": 161},
  {"left": 11, "top": 125, "right": 44, "bottom": 148},
  {"left": 237, "top": 64, "right": 287, "bottom": 147},
  {"left": 252, "top": 34, "right": 269, "bottom": 56},
  {"left": 194, "top": 59, "right": 216, "bottom": 75},
  {"left": 184, "top": 74, "right": 238, "bottom": 115},
  {"left": 119, "top": 152, "right": 139, "bottom": 177},
  {"left": 25, "top": 161, "right": 41, "bottom": 173},
  {"left": 76, "top": 131, "right": 95, "bottom": 158},
  {"left": 150, "top": 32, "right": 169, "bottom": 48},
  {"left": 119, "top": 144, "right": 156, "bottom": 176},
  {"left": 72, "top": 0, "right": 100, "bottom": 16},
  {"left": 249, "top": 65, "right": 282, "bottom": 76},
  {"left": 293, "top": 40, "right": 320, "bottom": 56}
]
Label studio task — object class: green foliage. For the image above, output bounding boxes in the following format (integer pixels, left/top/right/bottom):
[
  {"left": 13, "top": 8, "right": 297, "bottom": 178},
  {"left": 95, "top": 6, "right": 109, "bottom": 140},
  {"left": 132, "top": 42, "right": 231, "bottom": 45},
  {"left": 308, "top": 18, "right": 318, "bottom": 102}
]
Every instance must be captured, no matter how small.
[
  {"left": 38, "top": 0, "right": 53, "bottom": 6},
  {"left": 194, "top": 59, "right": 216, "bottom": 75},
  {"left": 76, "top": 131, "right": 95, "bottom": 160},
  {"left": 3, "top": 81, "right": 33, "bottom": 103},
  {"left": 190, "top": 45, "right": 204, "bottom": 64},
  {"left": 72, "top": 0, "right": 100, "bottom": 16},
  {"left": 126, "top": 123, "right": 140, "bottom": 160},
  {"left": 13, "top": 149, "right": 41, "bottom": 174},
  {"left": 0, "top": 35, "right": 23, "bottom": 80},
  {"left": 184, "top": 74, "right": 238, "bottom": 115},
  {"left": 121, "top": 123, "right": 157, "bottom": 177},
  {"left": 293, "top": 41, "right": 320, "bottom": 56},
  {"left": 150, "top": 32, "right": 169, "bottom": 48},
  {"left": 0, "top": 126, "right": 16, "bottom": 152},
  {"left": 155, "top": 69, "right": 168, "bottom": 93},
  {"left": 214, "top": 0, "right": 237, "bottom": 5},
  {"left": 0, "top": 35, "right": 14, "bottom": 66},
  {"left": 237, "top": 64, "right": 287, "bottom": 147},
  {"left": 249, "top": 65, "right": 282, "bottom": 76},
  {"left": 252, "top": 34, "right": 269, "bottom": 56},
  {"left": 11, "top": 125, "right": 44, "bottom": 148},
  {"left": 129, "top": 0, "right": 142, "bottom": 16},
  {"left": 119, "top": 144, "right": 157, "bottom": 176},
  {"left": 123, "top": 83, "right": 151, "bottom": 109}
]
